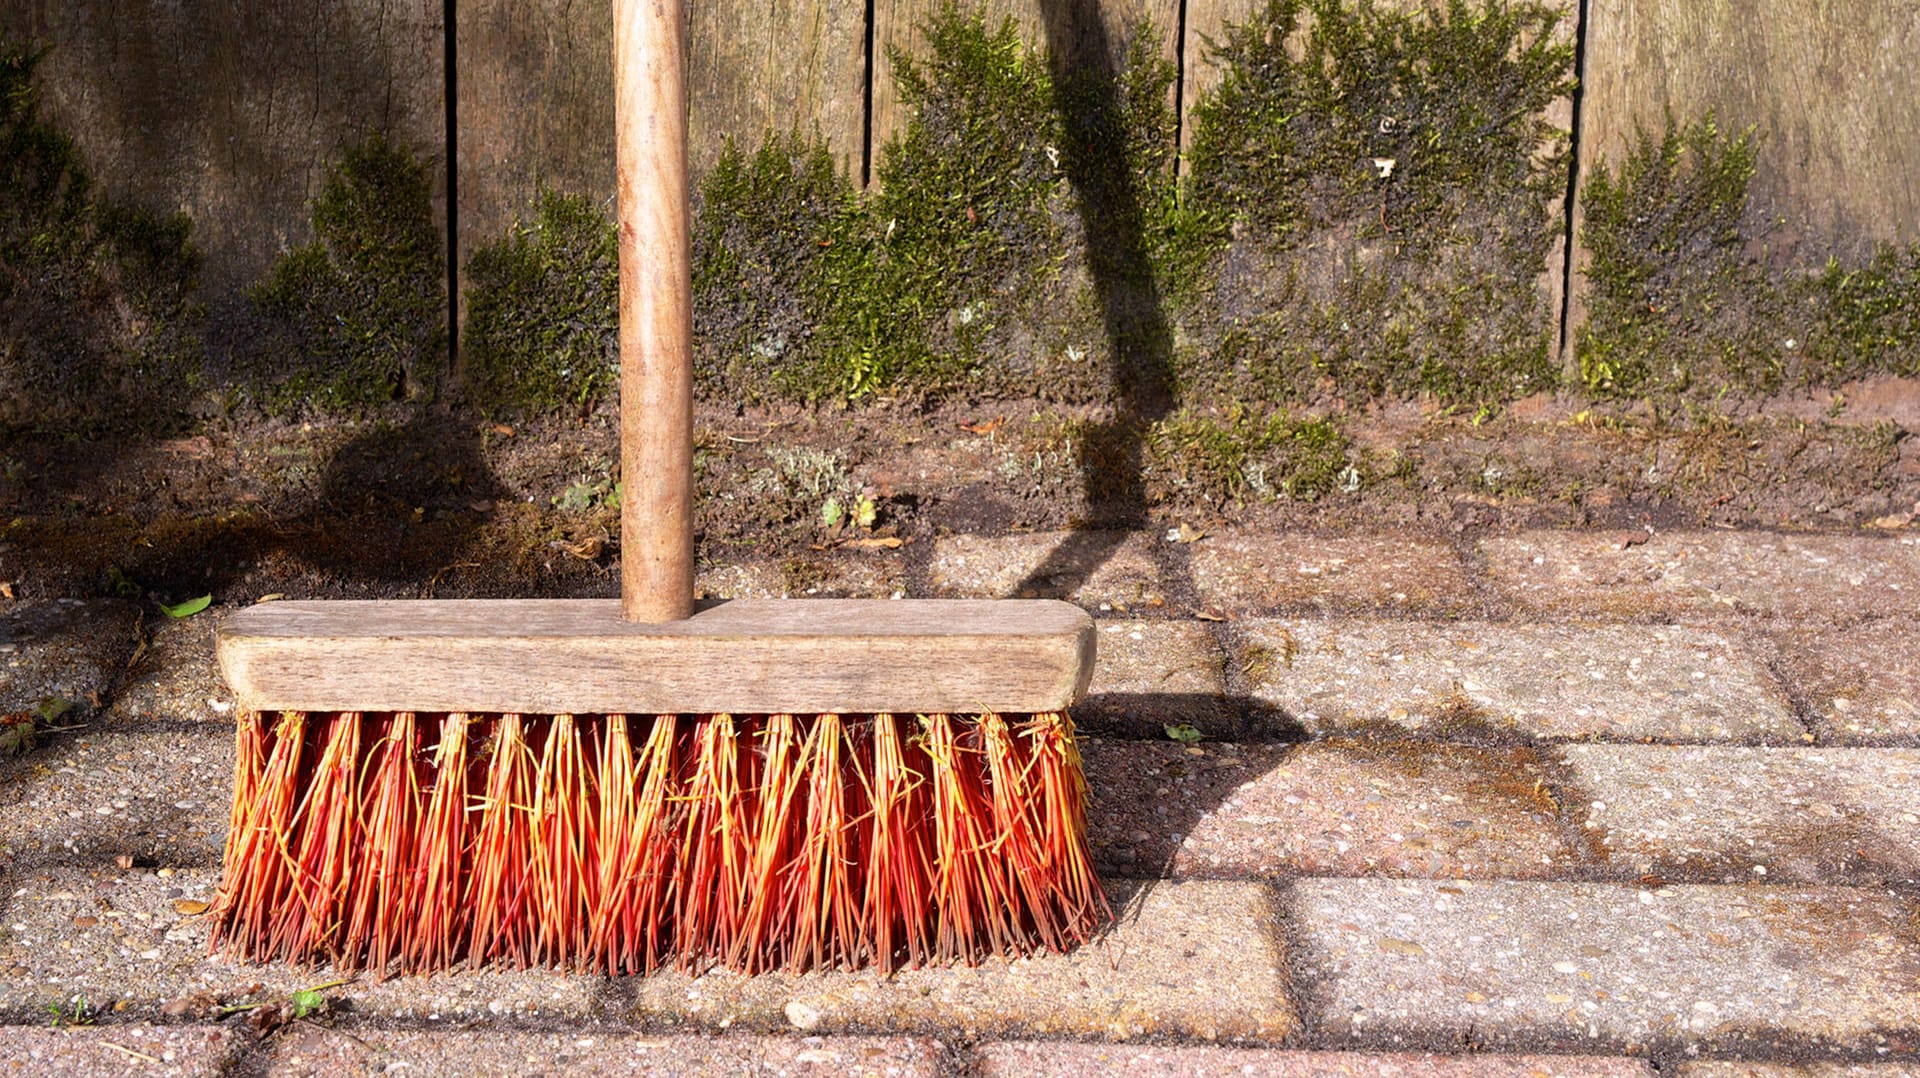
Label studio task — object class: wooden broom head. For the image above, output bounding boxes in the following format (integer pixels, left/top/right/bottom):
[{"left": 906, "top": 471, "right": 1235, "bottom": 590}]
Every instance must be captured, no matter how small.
[{"left": 216, "top": 598, "right": 1095, "bottom": 717}]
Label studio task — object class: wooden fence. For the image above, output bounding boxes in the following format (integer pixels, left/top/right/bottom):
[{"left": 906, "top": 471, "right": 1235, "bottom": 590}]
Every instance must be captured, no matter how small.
[{"left": 3, "top": 0, "right": 1917, "bottom": 351}]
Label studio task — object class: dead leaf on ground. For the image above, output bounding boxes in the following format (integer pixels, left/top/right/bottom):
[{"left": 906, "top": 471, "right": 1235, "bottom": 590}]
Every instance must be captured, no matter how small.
[
  {"left": 551, "top": 536, "right": 605, "bottom": 561},
  {"left": 1194, "top": 609, "right": 1229, "bottom": 623},
  {"left": 161, "top": 992, "right": 218, "bottom": 1019},
  {"left": 1617, "top": 530, "right": 1651, "bottom": 549},
  {"left": 1377, "top": 937, "right": 1428, "bottom": 957},
  {"left": 173, "top": 899, "right": 210, "bottom": 916},
  {"left": 959, "top": 417, "right": 1006, "bottom": 436},
  {"left": 847, "top": 537, "right": 905, "bottom": 549},
  {"left": 0, "top": 581, "right": 13, "bottom": 599}
]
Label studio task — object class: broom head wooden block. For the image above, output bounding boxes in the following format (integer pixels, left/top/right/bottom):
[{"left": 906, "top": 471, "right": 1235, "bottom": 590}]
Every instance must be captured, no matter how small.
[{"left": 219, "top": 598, "right": 1095, "bottom": 716}]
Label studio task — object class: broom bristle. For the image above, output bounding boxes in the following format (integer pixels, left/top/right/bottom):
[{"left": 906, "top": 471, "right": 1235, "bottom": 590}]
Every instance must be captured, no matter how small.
[{"left": 208, "top": 710, "right": 1107, "bottom": 977}]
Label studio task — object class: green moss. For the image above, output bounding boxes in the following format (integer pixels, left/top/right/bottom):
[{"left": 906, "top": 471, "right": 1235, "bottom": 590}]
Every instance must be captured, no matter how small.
[
  {"left": 1577, "top": 113, "right": 1920, "bottom": 402},
  {"left": 1146, "top": 406, "right": 1351, "bottom": 505},
  {"left": 0, "top": 29, "right": 204, "bottom": 430},
  {"left": 693, "top": 134, "right": 855, "bottom": 402},
  {"left": 250, "top": 134, "right": 445, "bottom": 413},
  {"left": 1177, "top": 0, "right": 1573, "bottom": 409},
  {"left": 463, "top": 187, "right": 618, "bottom": 416}
]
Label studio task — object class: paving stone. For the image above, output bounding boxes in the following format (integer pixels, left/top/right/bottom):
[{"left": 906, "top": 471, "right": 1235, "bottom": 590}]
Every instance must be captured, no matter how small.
[
  {"left": 929, "top": 531, "right": 1168, "bottom": 609},
  {"left": 1482, "top": 532, "right": 1920, "bottom": 623},
  {"left": 101, "top": 613, "right": 230, "bottom": 726},
  {"left": 0, "top": 599, "right": 142, "bottom": 737},
  {"left": 0, "top": 1024, "right": 237, "bottom": 1076},
  {"left": 270, "top": 1028, "right": 943, "bottom": 1077},
  {"left": 1239, "top": 620, "right": 1799, "bottom": 742},
  {"left": 1678, "top": 1064, "right": 1920, "bottom": 1077},
  {"left": 1078, "top": 620, "right": 1233, "bottom": 738},
  {"left": 630, "top": 879, "right": 1293, "bottom": 1041},
  {"left": 1766, "top": 622, "right": 1920, "bottom": 742},
  {"left": 697, "top": 551, "right": 909, "bottom": 601},
  {"left": 1085, "top": 739, "right": 1584, "bottom": 879},
  {"left": 1562, "top": 746, "right": 1920, "bottom": 883},
  {"left": 975, "top": 1042, "right": 1654, "bottom": 1077},
  {"left": 1294, "top": 879, "right": 1920, "bottom": 1051},
  {"left": 1189, "top": 532, "right": 1474, "bottom": 618},
  {"left": 0, "top": 868, "right": 598, "bottom": 1020},
  {"left": 0, "top": 727, "right": 232, "bottom": 869}
]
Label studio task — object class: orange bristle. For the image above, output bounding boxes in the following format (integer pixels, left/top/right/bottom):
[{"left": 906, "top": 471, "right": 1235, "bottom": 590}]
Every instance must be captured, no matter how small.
[{"left": 209, "top": 710, "right": 1108, "bottom": 976}]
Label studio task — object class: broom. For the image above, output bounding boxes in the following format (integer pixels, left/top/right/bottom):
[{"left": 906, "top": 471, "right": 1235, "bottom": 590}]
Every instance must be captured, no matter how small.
[{"left": 205, "top": 0, "right": 1107, "bottom": 977}]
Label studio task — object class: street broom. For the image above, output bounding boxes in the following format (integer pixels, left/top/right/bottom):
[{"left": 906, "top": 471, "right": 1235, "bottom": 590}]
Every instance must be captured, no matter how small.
[{"left": 204, "top": 0, "right": 1106, "bottom": 977}]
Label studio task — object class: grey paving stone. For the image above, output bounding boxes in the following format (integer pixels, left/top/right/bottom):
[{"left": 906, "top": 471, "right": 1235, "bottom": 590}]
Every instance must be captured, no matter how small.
[
  {"left": 1679, "top": 1064, "right": 1920, "bottom": 1077},
  {"left": 630, "top": 879, "right": 1293, "bottom": 1041},
  {"left": 975, "top": 1042, "right": 1655, "bottom": 1077},
  {"left": 0, "top": 867, "right": 599, "bottom": 1020},
  {"left": 1239, "top": 620, "right": 1799, "bottom": 742},
  {"left": 101, "top": 613, "right": 229, "bottom": 727},
  {"left": 697, "top": 551, "right": 909, "bottom": 600},
  {"left": 1189, "top": 532, "right": 1473, "bottom": 617},
  {"left": 1767, "top": 621, "right": 1920, "bottom": 742},
  {"left": 1078, "top": 620, "right": 1233, "bottom": 738},
  {"left": 0, "top": 1024, "right": 237, "bottom": 1076},
  {"left": 0, "top": 727, "right": 232, "bottom": 869},
  {"left": 1, "top": 599, "right": 142, "bottom": 737},
  {"left": 1562, "top": 746, "right": 1920, "bottom": 883},
  {"left": 1482, "top": 532, "right": 1920, "bottom": 623},
  {"left": 1293, "top": 879, "right": 1920, "bottom": 1052},
  {"left": 929, "top": 531, "right": 1167, "bottom": 610},
  {"left": 270, "top": 1028, "right": 943, "bottom": 1077},
  {"left": 1086, "top": 739, "right": 1585, "bottom": 879}
]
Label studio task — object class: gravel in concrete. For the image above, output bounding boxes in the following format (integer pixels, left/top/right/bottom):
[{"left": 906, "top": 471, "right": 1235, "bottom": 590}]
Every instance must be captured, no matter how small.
[
  {"left": 1189, "top": 533, "right": 1473, "bottom": 618},
  {"left": 1482, "top": 532, "right": 1920, "bottom": 623},
  {"left": 1237, "top": 620, "right": 1799, "bottom": 742},
  {"left": 1562, "top": 746, "right": 1920, "bottom": 883},
  {"left": 1677, "top": 1064, "right": 1920, "bottom": 1077},
  {"left": 0, "top": 599, "right": 141, "bottom": 719},
  {"left": 0, "top": 868, "right": 600, "bottom": 1020},
  {"left": 270, "top": 1028, "right": 944, "bottom": 1077},
  {"left": 1086, "top": 739, "right": 1585, "bottom": 879},
  {"left": 0, "top": 727, "right": 231, "bottom": 870},
  {"left": 1294, "top": 879, "right": 1920, "bottom": 1052},
  {"left": 1079, "top": 620, "right": 1233, "bottom": 738},
  {"left": 629, "top": 880, "right": 1293, "bottom": 1041},
  {"left": 697, "top": 551, "right": 910, "bottom": 600},
  {"left": 975, "top": 1042, "right": 1655, "bottom": 1077},
  {"left": 0, "top": 1024, "right": 236, "bottom": 1076},
  {"left": 929, "top": 531, "right": 1168, "bottom": 610},
  {"left": 1767, "top": 622, "right": 1920, "bottom": 742},
  {"left": 101, "top": 613, "right": 230, "bottom": 727}
]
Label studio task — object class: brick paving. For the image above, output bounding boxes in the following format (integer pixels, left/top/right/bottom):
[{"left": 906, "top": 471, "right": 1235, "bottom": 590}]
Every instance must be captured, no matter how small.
[{"left": 3, "top": 524, "right": 1919, "bottom": 1073}]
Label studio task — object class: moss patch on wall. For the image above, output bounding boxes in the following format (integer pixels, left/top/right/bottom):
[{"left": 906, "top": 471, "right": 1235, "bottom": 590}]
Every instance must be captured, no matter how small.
[
  {"left": 464, "top": 188, "right": 619, "bottom": 416},
  {"left": 1176, "top": 0, "right": 1575, "bottom": 411},
  {"left": 1578, "top": 114, "right": 1920, "bottom": 404},
  {"left": 249, "top": 134, "right": 445, "bottom": 414},
  {"left": 0, "top": 29, "right": 204, "bottom": 432}
]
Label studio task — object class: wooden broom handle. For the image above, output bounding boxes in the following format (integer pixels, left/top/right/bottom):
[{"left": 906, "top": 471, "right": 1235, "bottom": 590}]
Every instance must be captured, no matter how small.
[{"left": 614, "top": 0, "right": 695, "bottom": 623}]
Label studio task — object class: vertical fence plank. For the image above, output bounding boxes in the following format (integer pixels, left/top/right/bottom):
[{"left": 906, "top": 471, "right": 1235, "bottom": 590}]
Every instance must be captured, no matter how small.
[
  {"left": 688, "top": 0, "right": 868, "bottom": 177},
  {"left": 870, "top": 0, "right": 1181, "bottom": 176},
  {"left": 0, "top": 0, "right": 447, "bottom": 293},
  {"left": 1568, "top": 0, "right": 1920, "bottom": 357}
]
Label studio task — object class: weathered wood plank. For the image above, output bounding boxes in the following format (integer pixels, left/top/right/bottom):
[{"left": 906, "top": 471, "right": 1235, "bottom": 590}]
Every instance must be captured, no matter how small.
[
  {"left": 0, "top": 0, "right": 446, "bottom": 291},
  {"left": 870, "top": 0, "right": 1180, "bottom": 174},
  {"left": 688, "top": 0, "right": 867, "bottom": 176},
  {"left": 218, "top": 599, "right": 1097, "bottom": 715}
]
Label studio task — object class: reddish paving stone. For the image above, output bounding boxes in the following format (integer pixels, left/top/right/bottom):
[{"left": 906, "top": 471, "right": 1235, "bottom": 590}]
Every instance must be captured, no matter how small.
[
  {"left": 0, "top": 727, "right": 230, "bottom": 869},
  {"left": 1238, "top": 620, "right": 1798, "bottom": 742},
  {"left": 1079, "top": 620, "right": 1233, "bottom": 738},
  {"left": 1563, "top": 746, "right": 1920, "bottom": 883},
  {"left": 630, "top": 880, "right": 1293, "bottom": 1041},
  {"left": 270, "top": 1028, "right": 943, "bottom": 1077},
  {"left": 975, "top": 1042, "right": 1654, "bottom": 1077},
  {"left": 1678, "top": 1064, "right": 1920, "bottom": 1077},
  {"left": 1294, "top": 879, "right": 1920, "bottom": 1051},
  {"left": 1085, "top": 739, "right": 1584, "bottom": 879},
  {"left": 1189, "top": 532, "right": 1474, "bottom": 617},
  {"left": 0, "top": 1025, "right": 236, "bottom": 1076},
  {"left": 929, "top": 531, "right": 1168, "bottom": 609},
  {"left": 0, "top": 868, "right": 598, "bottom": 1020},
  {"left": 1482, "top": 531, "right": 1920, "bottom": 623},
  {"left": 1766, "top": 621, "right": 1920, "bottom": 742}
]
